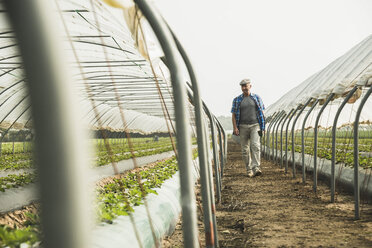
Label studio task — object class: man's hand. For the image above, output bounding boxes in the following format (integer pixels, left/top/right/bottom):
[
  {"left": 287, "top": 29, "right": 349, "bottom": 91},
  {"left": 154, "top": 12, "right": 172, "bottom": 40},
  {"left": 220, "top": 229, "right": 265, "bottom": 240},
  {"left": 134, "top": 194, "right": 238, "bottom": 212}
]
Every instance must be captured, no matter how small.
[
  {"left": 258, "top": 130, "right": 262, "bottom": 137},
  {"left": 233, "top": 127, "right": 239, "bottom": 136}
]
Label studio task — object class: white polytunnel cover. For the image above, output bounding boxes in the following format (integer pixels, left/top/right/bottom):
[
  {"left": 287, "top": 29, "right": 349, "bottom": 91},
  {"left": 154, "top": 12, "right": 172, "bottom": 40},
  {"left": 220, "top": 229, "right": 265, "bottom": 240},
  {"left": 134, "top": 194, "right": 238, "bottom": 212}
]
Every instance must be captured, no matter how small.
[
  {"left": 0, "top": 0, "right": 186, "bottom": 134},
  {"left": 266, "top": 34, "right": 372, "bottom": 129}
]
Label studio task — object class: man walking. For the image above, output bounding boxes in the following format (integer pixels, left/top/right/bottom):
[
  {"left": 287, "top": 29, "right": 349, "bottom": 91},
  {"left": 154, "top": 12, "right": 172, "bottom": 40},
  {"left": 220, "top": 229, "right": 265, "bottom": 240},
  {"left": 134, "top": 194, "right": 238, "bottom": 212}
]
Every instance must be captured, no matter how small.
[{"left": 231, "top": 79, "right": 265, "bottom": 177}]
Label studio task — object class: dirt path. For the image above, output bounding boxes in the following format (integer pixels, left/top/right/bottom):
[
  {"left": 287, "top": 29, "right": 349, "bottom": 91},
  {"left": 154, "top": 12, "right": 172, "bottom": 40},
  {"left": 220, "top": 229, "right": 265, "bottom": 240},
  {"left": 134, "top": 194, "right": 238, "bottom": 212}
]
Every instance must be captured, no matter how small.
[{"left": 163, "top": 140, "right": 372, "bottom": 247}]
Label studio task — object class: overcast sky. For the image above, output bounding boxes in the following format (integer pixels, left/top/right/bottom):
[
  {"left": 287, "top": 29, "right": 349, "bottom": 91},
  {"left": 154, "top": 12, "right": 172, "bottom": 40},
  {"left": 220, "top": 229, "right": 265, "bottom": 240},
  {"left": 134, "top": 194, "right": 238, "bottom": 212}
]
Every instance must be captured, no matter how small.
[{"left": 154, "top": 0, "right": 372, "bottom": 117}]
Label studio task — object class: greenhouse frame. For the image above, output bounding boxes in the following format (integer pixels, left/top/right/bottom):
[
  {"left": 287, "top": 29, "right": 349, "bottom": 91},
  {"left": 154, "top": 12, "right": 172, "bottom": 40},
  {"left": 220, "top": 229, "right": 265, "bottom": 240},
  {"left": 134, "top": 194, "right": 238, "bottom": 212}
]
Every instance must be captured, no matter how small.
[{"left": 0, "top": 0, "right": 371, "bottom": 247}]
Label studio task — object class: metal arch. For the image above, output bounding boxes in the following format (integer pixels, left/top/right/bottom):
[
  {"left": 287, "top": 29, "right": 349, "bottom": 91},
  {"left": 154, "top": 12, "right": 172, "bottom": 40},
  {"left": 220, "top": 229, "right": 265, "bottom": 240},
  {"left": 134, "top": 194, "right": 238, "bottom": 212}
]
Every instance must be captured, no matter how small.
[
  {"left": 285, "top": 106, "right": 300, "bottom": 173},
  {"left": 299, "top": 99, "right": 319, "bottom": 183},
  {"left": 0, "top": 84, "right": 28, "bottom": 110},
  {"left": 265, "top": 112, "right": 277, "bottom": 160},
  {"left": 200, "top": 100, "right": 222, "bottom": 204},
  {"left": 215, "top": 116, "right": 224, "bottom": 184},
  {"left": 0, "top": 78, "right": 25, "bottom": 98},
  {"left": 271, "top": 111, "right": 284, "bottom": 161},
  {"left": 273, "top": 111, "right": 286, "bottom": 162},
  {"left": 184, "top": 83, "right": 217, "bottom": 246},
  {"left": 213, "top": 118, "right": 227, "bottom": 247},
  {"left": 275, "top": 111, "right": 288, "bottom": 164},
  {"left": 269, "top": 112, "right": 282, "bottom": 160},
  {"left": 208, "top": 110, "right": 222, "bottom": 203},
  {"left": 201, "top": 106, "right": 219, "bottom": 246},
  {"left": 264, "top": 114, "right": 273, "bottom": 159},
  {"left": 215, "top": 118, "right": 226, "bottom": 178},
  {"left": 0, "top": 94, "right": 29, "bottom": 124},
  {"left": 263, "top": 114, "right": 274, "bottom": 156},
  {"left": 331, "top": 86, "right": 358, "bottom": 203},
  {"left": 4, "top": 0, "right": 93, "bottom": 247},
  {"left": 267, "top": 113, "right": 278, "bottom": 159},
  {"left": 134, "top": 1, "right": 200, "bottom": 246},
  {"left": 269, "top": 112, "right": 280, "bottom": 160},
  {"left": 353, "top": 85, "right": 372, "bottom": 220},
  {"left": 216, "top": 118, "right": 227, "bottom": 170},
  {"left": 280, "top": 109, "right": 294, "bottom": 168},
  {"left": 313, "top": 94, "right": 334, "bottom": 191},
  {"left": 291, "top": 98, "right": 312, "bottom": 178}
]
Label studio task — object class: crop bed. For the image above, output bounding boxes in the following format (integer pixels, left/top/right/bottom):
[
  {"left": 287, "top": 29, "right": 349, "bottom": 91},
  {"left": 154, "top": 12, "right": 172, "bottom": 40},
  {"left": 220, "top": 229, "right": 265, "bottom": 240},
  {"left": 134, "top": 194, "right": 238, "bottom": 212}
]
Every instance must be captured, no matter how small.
[
  {"left": 0, "top": 138, "right": 198, "bottom": 248},
  {"left": 0, "top": 138, "right": 177, "bottom": 193},
  {"left": 265, "top": 134, "right": 372, "bottom": 168},
  {"left": 0, "top": 155, "right": 180, "bottom": 247}
]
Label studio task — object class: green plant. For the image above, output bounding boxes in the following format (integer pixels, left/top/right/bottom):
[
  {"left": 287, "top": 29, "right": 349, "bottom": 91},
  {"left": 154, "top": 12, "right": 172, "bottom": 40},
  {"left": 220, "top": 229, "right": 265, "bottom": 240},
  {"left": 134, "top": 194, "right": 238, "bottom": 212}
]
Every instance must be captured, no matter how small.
[
  {"left": 0, "top": 173, "right": 37, "bottom": 192},
  {"left": 0, "top": 225, "right": 39, "bottom": 248},
  {"left": 96, "top": 156, "right": 179, "bottom": 223}
]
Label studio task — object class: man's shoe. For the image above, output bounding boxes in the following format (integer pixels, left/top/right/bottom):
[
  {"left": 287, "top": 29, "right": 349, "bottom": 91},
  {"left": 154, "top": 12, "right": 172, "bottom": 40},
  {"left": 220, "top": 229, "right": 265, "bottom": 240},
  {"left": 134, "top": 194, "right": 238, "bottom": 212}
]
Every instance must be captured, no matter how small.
[
  {"left": 247, "top": 170, "right": 254, "bottom": 178},
  {"left": 254, "top": 168, "right": 262, "bottom": 177}
]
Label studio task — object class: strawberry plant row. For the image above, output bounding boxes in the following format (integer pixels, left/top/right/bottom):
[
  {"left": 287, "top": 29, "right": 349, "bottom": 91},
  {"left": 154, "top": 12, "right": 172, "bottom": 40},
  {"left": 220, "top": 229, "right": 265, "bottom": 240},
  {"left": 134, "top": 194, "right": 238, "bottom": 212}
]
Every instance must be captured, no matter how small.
[
  {"left": 0, "top": 173, "right": 37, "bottom": 192},
  {"left": 97, "top": 156, "right": 179, "bottom": 223},
  {"left": 276, "top": 144, "right": 372, "bottom": 168},
  {"left": 0, "top": 150, "right": 198, "bottom": 247},
  {"left": 0, "top": 146, "right": 175, "bottom": 191},
  {"left": 0, "top": 144, "right": 174, "bottom": 171}
]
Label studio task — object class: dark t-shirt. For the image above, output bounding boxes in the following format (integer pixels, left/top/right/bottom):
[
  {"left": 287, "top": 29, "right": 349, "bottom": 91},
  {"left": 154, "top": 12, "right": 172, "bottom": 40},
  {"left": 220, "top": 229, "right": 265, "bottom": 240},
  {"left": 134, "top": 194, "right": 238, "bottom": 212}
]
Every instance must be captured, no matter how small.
[{"left": 239, "top": 96, "right": 258, "bottom": 125}]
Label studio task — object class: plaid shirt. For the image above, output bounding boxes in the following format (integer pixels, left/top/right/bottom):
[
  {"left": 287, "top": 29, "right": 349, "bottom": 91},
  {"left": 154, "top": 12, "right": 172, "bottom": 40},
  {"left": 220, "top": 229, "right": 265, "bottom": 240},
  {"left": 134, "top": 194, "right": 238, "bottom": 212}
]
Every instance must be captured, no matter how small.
[{"left": 231, "top": 93, "right": 265, "bottom": 131}]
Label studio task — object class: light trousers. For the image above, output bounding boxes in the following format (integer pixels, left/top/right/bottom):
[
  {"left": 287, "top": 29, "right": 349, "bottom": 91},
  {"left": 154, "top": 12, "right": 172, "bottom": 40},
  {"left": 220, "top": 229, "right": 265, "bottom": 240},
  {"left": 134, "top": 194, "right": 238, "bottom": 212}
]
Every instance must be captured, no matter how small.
[{"left": 239, "top": 123, "right": 261, "bottom": 172}]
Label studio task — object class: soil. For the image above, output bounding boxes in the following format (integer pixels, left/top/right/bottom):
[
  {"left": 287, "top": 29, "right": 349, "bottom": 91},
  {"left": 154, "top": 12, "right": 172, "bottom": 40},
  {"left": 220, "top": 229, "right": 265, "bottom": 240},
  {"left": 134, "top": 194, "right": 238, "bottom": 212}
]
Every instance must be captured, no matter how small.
[
  {"left": 162, "top": 140, "right": 372, "bottom": 247},
  {"left": 0, "top": 203, "right": 39, "bottom": 228}
]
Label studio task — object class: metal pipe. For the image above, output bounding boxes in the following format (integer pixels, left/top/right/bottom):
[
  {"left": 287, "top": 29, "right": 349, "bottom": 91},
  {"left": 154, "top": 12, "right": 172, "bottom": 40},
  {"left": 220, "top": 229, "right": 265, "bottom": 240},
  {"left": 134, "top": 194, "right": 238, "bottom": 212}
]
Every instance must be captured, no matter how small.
[
  {"left": 263, "top": 114, "right": 274, "bottom": 157},
  {"left": 134, "top": 1, "right": 198, "bottom": 246},
  {"left": 220, "top": 119, "right": 227, "bottom": 170},
  {"left": 291, "top": 98, "right": 312, "bottom": 178},
  {"left": 274, "top": 111, "right": 286, "bottom": 162},
  {"left": 270, "top": 112, "right": 282, "bottom": 160},
  {"left": 300, "top": 99, "right": 319, "bottom": 183},
  {"left": 185, "top": 85, "right": 216, "bottom": 247},
  {"left": 223, "top": 127, "right": 227, "bottom": 165},
  {"left": 265, "top": 114, "right": 273, "bottom": 159},
  {"left": 265, "top": 112, "right": 277, "bottom": 160},
  {"left": 275, "top": 112, "right": 287, "bottom": 163},
  {"left": 353, "top": 85, "right": 372, "bottom": 220},
  {"left": 331, "top": 86, "right": 358, "bottom": 202},
  {"left": 215, "top": 119, "right": 225, "bottom": 178},
  {"left": 210, "top": 114, "right": 222, "bottom": 203},
  {"left": 285, "top": 107, "right": 300, "bottom": 173},
  {"left": 216, "top": 118, "right": 224, "bottom": 188},
  {"left": 173, "top": 32, "right": 216, "bottom": 246},
  {"left": 4, "top": 1, "right": 92, "bottom": 248},
  {"left": 203, "top": 115, "right": 218, "bottom": 245},
  {"left": 270, "top": 113, "right": 280, "bottom": 161},
  {"left": 313, "top": 94, "right": 334, "bottom": 191},
  {"left": 201, "top": 101, "right": 222, "bottom": 205},
  {"left": 0, "top": 94, "right": 29, "bottom": 128},
  {"left": 280, "top": 109, "right": 294, "bottom": 168},
  {"left": 271, "top": 112, "right": 282, "bottom": 161},
  {"left": 189, "top": 91, "right": 222, "bottom": 245},
  {"left": 264, "top": 115, "right": 270, "bottom": 159}
]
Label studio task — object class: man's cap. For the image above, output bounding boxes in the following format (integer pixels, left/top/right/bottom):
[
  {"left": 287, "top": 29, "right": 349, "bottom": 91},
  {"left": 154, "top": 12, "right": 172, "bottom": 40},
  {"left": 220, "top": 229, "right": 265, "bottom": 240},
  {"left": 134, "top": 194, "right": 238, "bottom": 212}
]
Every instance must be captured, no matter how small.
[{"left": 239, "top": 79, "right": 251, "bottom": 85}]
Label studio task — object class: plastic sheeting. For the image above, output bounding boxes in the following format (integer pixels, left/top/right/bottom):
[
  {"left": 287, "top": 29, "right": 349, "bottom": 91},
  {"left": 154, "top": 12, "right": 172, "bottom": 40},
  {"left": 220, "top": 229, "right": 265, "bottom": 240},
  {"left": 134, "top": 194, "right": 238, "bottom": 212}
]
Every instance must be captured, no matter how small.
[
  {"left": 267, "top": 84, "right": 372, "bottom": 129},
  {"left": 0, "top": 0, "right": 182, "bottom": 134},
  {"left": 266, "top": 35, "right": 372, "bottom": 119}
]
